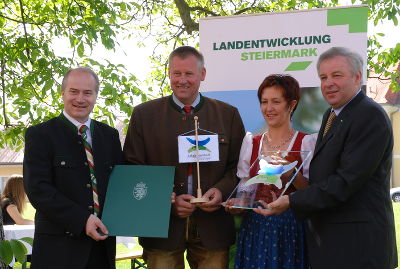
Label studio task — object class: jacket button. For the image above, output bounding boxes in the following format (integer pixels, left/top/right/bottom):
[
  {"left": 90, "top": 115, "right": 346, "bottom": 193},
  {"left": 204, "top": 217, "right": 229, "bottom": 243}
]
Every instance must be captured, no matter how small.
[
  {"left": 221, "top": 138, "right": 225, "bottom": 142},
  {"left": 88, "top": 205, "right": 93, "bottom": 210},
  {"left": 86, "top": 184, "right": 91, "bottom": 188},
  {"left": 61, "top": 161, "right": 66, "bottom": 165},
  {"left": 78, "top": 141, "right": 82, "bottom": 144},
  {"left": 84, "top": 161, "right": 88, "bottom": 166}
]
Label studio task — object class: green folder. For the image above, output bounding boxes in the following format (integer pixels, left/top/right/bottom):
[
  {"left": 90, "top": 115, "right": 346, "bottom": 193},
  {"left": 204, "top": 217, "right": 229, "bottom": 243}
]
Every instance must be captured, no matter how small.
[{"left": 101, "top": 165, "right": 175, "bottom": 237}]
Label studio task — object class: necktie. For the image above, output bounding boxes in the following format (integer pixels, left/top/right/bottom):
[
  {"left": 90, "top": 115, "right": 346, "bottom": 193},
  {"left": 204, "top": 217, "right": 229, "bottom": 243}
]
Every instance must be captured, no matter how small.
[
  {"left": 323, "top": 111, "right": 337, "bottom": 137},
  {"left": 183, "top": 105, "right": 192, "bottom": 115},
  {"left": 79, "top": 125, "right": 100, "bottom": 215},
  {"left": 183, "top": 106, "right": 193, "bottom": 194}
]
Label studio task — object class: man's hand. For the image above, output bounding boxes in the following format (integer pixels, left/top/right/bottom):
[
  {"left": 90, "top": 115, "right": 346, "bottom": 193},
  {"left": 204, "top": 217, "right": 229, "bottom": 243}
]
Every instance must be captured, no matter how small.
[
  {"left": 172, "top": 194, "right": 196, "bottom": 218},
  {"left": 253, "top": 195, "right": 290, "bottom": 216},
  {"left": 171, "top": 192, "right": 176, "bottom": 204},
  {"left": 86, "top": 214, "right": 109, "bottom": 241},
  {"left": 222, "top": 198, "right": 246, "bottom": 215},
  {"left": 197, "top": 188, "right": 222, "bottom": 212}
]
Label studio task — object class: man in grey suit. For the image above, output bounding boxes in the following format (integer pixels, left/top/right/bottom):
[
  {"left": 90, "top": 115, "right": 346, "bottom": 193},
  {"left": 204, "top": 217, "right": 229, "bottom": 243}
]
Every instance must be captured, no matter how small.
[
  {"left": 255, "top": 47, "right": 397, "bottom": 269},
  {"left": 24, "top": 67, "right": 123, "bottom": 269}
]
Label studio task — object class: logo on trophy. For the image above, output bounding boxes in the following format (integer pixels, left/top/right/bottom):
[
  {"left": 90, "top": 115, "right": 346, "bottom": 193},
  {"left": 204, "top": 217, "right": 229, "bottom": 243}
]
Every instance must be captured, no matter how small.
[{"left": 225, "top": 150, "right": 311, "bottom": 209}]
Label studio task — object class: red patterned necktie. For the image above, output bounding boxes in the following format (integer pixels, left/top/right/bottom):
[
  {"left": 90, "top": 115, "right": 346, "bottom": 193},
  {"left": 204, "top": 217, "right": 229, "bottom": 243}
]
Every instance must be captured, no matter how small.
[
  {"left": 183, "top": 105, "right": 192, "bottom": 115},
  {"left": 183, "top": 106, "right": 193, "bottom": 194},
  {"left": 323, "top": 111, "right": 337, "bottom": 137},
  {"left": 79, "top": 125, "right": 100, "bottom": 215}
]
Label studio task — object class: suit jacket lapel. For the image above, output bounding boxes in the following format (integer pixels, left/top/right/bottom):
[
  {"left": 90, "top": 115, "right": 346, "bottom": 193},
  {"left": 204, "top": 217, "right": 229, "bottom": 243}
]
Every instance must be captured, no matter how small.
[
  {"left": 313, "top": 109, "right": 330, "bottom": 157},
  {"left": 58, "top": 113, "right": 78, "bottom": 134},
  {"left": 91, "top": 121, "right": 100, "bottom": 163},
  {"left": 90, "top": 121, "right": 107, "bottom": 169},
  {"left": 313, "top": 91, "right": 365, "bottom": 158}
]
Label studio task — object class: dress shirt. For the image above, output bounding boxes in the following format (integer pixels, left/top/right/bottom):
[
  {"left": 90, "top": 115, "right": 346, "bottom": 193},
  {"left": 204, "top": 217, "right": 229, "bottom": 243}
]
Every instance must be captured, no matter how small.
[
  {"left": 172, "top": 93, "right": 201, "bottom": 114},
  {"left": 63, "top": 110, "right": 93, "bottom": 146}
]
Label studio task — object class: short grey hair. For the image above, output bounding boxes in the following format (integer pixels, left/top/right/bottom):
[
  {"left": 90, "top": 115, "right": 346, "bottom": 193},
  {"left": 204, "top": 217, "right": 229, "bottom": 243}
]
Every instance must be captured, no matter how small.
[
  {"left": 168, "top": 46, "right": 205, "bottom": 70},
  {"left": 61, "top": 67, "right": 100, "bottom": 92},
  {"left": 317, "top": 47, "right": 363, "bottom": 83}
]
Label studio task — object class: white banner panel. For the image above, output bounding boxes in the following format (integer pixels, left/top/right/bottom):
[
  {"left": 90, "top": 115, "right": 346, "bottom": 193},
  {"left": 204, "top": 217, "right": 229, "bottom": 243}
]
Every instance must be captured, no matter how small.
[
  {"left": 199, "top": 6, "right": 368, "bottom": 133},
  {"left": 200, "top": 6, "right": 367, "bottom": 91}
]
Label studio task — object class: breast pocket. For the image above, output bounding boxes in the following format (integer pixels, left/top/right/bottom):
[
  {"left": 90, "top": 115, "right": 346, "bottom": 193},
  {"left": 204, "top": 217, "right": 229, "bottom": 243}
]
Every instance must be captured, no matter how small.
[
  {"left": 52, "top": 156, "right": 81, "bottom": 185},
  {"left": 53, "top": 156, "right": 77, "bottom": 168}
]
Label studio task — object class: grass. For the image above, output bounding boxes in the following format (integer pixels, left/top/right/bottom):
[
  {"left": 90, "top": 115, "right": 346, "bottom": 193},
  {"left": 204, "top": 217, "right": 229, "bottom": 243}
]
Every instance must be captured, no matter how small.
[
  {"left": 393, "top": 203, "right": 400, "bottom": 269},
  {"left": 17, "top": 203, "right": 400, "bottom": 268}
]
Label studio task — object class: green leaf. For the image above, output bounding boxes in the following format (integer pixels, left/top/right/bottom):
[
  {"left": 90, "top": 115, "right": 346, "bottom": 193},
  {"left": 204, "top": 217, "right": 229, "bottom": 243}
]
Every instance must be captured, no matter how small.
[
  {"left": 77, "top": 42, "right": 85, "bottom": 57},
  {"left": 19, "top": 237, "right": 33, "bottom": 246},
  {"left": 0, "top": 241, "right": 13, "bottom": 265},
  {"left": 10, "top": 239, "right": 28, "bottom": 263},
  {"left": 392, "top": 16, "right": 398, "bottom": 26},
  {"left": 43, "top": 79, "right": 54, "bottom": 92},
  {"left": 18, "top": 103, "right": 31, "bottom": 116}
]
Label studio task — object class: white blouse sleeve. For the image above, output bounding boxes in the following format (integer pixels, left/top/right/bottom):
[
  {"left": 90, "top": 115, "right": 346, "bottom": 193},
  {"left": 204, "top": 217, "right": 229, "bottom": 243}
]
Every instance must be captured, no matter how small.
[
  {"left": 236, "top": 132, "right": 253, "bottom": 179},
  {"left": 301, "top": 133, "right": 318, "bottom": 179}
]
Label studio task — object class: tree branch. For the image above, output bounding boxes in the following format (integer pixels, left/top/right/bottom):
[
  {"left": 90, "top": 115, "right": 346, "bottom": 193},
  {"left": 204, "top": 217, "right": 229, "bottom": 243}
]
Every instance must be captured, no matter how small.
[
  {"left": 189, "top": 6, "right": 219, "bottom": 17},
  {"left": 1, "top": 58, "right": 10, "bottom": 128},
  {"left": 235, "top": 0, "right": 267, "bottom": 15},
  {"left": 18, "top": 0, "right": 33, "bottom": 63},
  {"left": 368, "top": 76, "right": 392, "bottom": 81},
  {"left": 0, "top": 10, "right": 49, "bottom": 25},
  {"left": 173, "top": 0, "right": 199, "bottom": 34}
]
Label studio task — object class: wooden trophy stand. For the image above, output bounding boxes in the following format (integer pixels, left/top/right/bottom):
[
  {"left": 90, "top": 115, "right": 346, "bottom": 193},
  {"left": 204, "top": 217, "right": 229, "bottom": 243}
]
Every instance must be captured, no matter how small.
[{"left": 190, "top": 116, "right": 209, "bottom": 204}]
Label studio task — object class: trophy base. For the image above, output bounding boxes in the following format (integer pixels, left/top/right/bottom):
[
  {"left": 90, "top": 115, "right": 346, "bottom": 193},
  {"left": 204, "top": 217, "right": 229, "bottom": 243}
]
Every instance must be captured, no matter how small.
[{"left": 190, "top": 197, "right": 209, "bottom": 204}]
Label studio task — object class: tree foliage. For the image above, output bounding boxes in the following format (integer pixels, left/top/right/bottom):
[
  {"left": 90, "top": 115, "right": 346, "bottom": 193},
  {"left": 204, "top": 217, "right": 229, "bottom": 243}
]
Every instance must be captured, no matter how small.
[
  {"left": 0, "top": 0, "right": 399, "bottom": 149},
  {"left": 0, "top": 0, "right": 146, "bottom": 149}
]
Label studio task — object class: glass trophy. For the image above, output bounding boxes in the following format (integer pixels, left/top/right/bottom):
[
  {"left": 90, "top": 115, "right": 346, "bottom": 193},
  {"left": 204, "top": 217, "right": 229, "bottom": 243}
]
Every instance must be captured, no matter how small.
[{"left": 224, "top": 150, "right": 312, "bottom": 209}]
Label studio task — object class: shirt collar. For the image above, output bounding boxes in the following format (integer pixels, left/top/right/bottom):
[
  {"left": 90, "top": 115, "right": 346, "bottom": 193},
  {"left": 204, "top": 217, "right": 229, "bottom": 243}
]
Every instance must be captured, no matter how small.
[
  {"left": 172, "top": 93, "right": 200, "bottom": 109},
  {"left": 332, "top": 88, "right": 362, "bottom": 115},
  {"left": 63, "top": 110, "right": 91, "bottom": 130}
]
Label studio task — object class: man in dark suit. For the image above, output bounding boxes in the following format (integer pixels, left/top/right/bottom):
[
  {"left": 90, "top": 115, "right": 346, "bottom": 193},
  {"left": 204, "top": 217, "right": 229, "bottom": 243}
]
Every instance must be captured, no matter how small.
[
  {"left": 24, "top": 67, "right": 123, "bottom": 269},
  {"left": 124, "top": 46, "right": 245, "bottom": 268},
  {"left": 255, "top": 47, "right": 397, "bottom": 269}
]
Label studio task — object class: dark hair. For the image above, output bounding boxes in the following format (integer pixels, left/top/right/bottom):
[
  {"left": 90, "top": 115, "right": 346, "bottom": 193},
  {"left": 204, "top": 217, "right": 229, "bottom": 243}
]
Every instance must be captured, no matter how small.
[
  {"left": 1, "top": 175, "right": 27, "bottom": 214},
  {"left": 168, "top": 46, "right": 204, "bottom": 69},
  {"left": 257, "top": 74, "right": 300, "bottom": 117},
  {"left": 61, "top": 67, "right": 100, "bottom": 92}
]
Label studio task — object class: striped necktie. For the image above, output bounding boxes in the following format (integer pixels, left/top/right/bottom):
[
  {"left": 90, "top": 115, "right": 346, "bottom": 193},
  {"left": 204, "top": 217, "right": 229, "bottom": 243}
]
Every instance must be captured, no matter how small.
[
  {"left": 79, "top": 125, "right": 100, "bottom": 215},
  {"left": 323, "top": 111, "right": 337, "bottom": 137}
]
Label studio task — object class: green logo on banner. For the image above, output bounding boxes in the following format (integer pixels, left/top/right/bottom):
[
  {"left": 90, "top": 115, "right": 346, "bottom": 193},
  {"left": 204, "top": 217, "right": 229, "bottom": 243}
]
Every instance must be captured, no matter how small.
[
  {"left": 285, "top": 61, "right": 313, "bottom": 71},
  {"left": 327, "top": 7, "right": 368, "bottom": 33}
]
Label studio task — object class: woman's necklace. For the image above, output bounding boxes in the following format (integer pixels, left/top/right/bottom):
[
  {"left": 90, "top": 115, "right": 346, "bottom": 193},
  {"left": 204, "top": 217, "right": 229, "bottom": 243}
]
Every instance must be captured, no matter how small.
[{"left": 265, "top": 129, "right": 295, "bottom": 150}]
